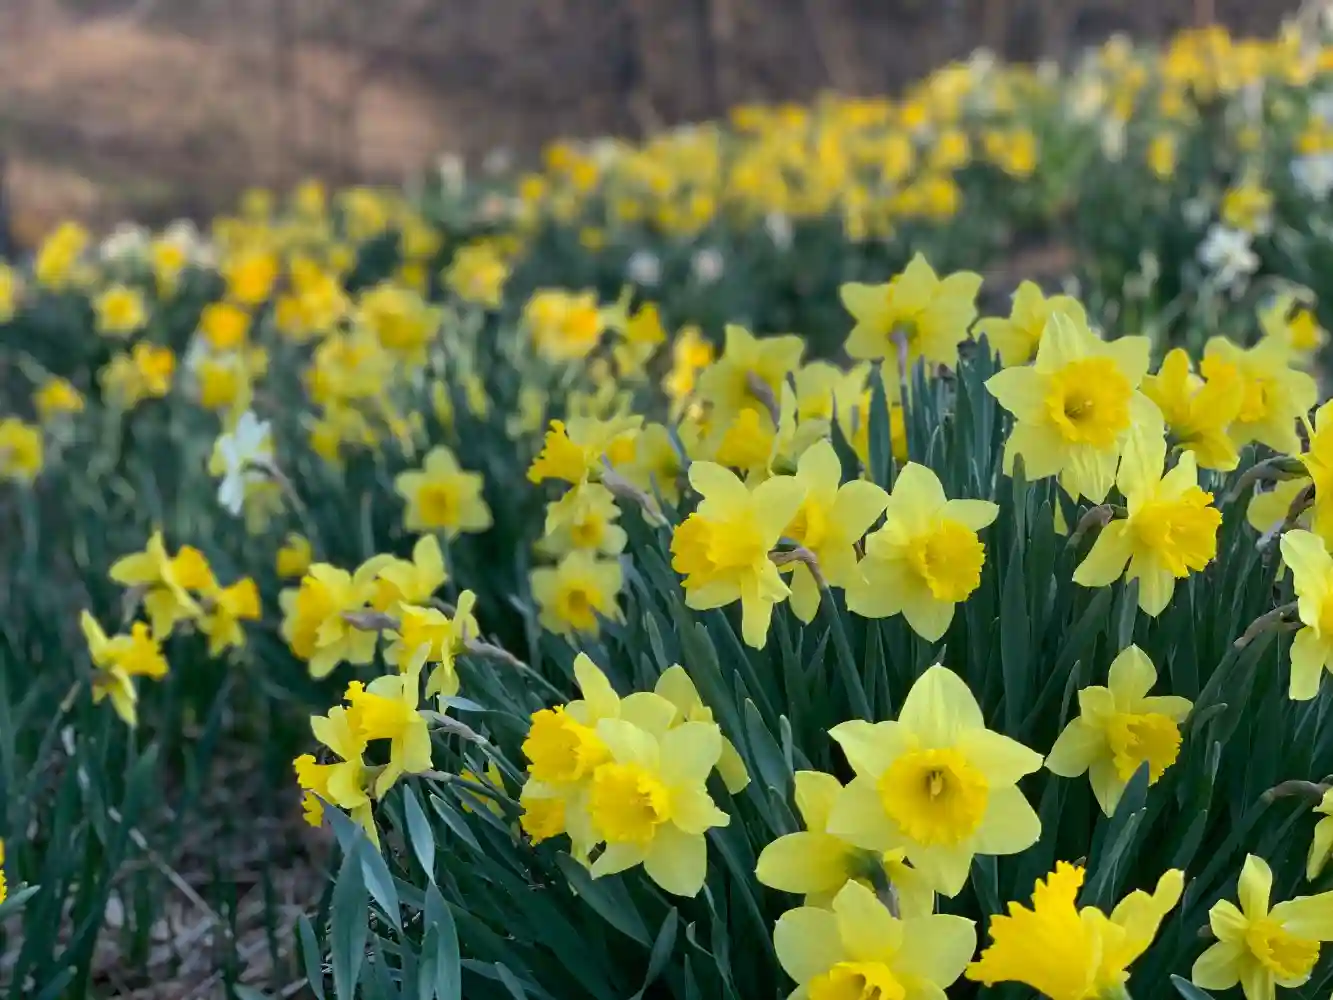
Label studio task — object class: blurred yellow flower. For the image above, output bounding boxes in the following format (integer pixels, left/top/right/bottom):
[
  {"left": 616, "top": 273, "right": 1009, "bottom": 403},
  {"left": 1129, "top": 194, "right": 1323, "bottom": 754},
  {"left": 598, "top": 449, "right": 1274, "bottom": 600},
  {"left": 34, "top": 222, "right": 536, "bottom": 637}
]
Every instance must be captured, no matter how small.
[
  {"left": 0, "top": 418, "right": 44, "bottom": 484},
  {"left": 1201, "top": 338, "right": 1316, "bottom": 455},
  {"left": 530, "top": 550, "right": 623, "bottom": 637},
  {"left": 1141, "top": 347, "right": 1242, "bottom": 471},
  {"left": 974, "top": 281, "right": 1088, "bottom": 368},
  {"left": 445, "top": 242, "right": 509, "bottom": 308},
  {"left": 94, "top": 285, "right": 147, "bottom": 338},
  {"left": 542, "top": 481, "right": 627, "bottom": 557},
  {"left": 33, "top": 377, "right": 84, "bottom": 422},
  {"left": 222, "top": 249, "right": 279, "bottom": 306},
  {"left": 81, "top": 611, "right": 169, "bottom": 728},
  {"left": 279, "top": 562, "right": 381, "bottom": 677},
  {"left": 198, "top": 302, "right": 252, "bottom": 352},
  {"left": 344, "top": 664, "right": 432, "bottom": 798},
  {"left": 199, "top": 577, "right": 261, "bottom": 657},
  {"left": 394, "top": 446, "right": 492, "bottom": 537},
  {"left": 695, "top": 324, "right": 804, "bottom": 428},
  {"left": 34, "top": 222, "right": 89, "bottom": 290}
]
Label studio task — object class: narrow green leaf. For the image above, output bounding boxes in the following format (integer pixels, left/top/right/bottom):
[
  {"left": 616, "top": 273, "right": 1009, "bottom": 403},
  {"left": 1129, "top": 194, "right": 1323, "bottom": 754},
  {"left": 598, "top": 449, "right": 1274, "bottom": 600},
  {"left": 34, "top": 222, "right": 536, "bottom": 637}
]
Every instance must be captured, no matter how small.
[
  {"left": 632, "top": 908, "right": 679, "bottom": 999},
  {"left": 554, "top": 854, "right": 651, "bottom": 945},
  {"left": 404, "top": 785, "right": 437, "bottom": 885},
  {"left": 330, "top": 849, "right": 368, "bottom": 1000},
  {"left": 298, "top": 914, "right": 327, "bottom": 1000},
  {"left": 1170, "top": 975, "right": 1216, "bottom": 1000}
]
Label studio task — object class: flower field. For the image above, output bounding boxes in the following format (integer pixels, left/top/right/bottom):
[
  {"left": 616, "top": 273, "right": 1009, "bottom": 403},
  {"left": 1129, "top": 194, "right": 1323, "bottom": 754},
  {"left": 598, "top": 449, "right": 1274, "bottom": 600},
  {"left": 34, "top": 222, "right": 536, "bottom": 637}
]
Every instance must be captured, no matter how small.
[{"left": 9, "top": 18, "right": 1333, "bottom": 1000}]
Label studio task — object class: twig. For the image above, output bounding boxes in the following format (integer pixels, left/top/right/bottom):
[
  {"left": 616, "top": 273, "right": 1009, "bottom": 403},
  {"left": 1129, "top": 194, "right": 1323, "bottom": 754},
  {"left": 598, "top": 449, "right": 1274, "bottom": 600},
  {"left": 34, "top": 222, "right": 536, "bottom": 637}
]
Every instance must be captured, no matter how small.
[{"left": 1066, "top": 504, "right": 1118, "bottom": 549}]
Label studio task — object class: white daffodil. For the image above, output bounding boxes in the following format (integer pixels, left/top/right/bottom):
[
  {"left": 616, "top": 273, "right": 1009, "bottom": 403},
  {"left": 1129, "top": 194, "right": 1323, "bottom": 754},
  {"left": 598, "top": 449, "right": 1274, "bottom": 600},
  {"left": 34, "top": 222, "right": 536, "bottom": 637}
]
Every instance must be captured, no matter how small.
[{"left": 212, "top": 410, "right": 273, "bottom": 515}]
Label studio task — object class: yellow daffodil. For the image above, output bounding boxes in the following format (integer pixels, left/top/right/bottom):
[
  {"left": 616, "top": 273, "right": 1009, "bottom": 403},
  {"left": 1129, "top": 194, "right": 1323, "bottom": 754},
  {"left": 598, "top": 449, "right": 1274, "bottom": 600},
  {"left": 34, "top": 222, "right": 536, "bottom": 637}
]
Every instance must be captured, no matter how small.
[
  {"left": 395, "top": 446, "right": 492, "bottom": 537},
  {"left": 664, "top": 325, "right": 715, "bottom": 415},
  {"left": 525, "top": 289, "right": 606, "bottom": 362},
  {"left": 101, "top": 343, "right": 176, "bottom": 409},
  {"left": 357, "top": 282, "right": 441, "bottom": 366},
  {"left": 198, "top": 302, "right": 252, "bottom": 352},
  {"left": 542, "top": 482, "right": 627, "bottom": 557},
  {"left": 527, "top": 415, "right": 642, "bottom": 486},
  {"left": 780, "top": 439, "right": 889, "bottom": 622},
  {"left": 1307, "top": 790, "right": 1333, "bottom": 882},
  {"left": 296, "top": 705, "right": 376, "bottom": 843},
  {"left": 1260, "top": 293, "right": 1327, "bottom": 361},
  {"left": 966, "top": 862, "right": 1184, "bottom": 999},
  {"left": 1072, "top": 429, "right": 1220, "bottom": 616},
  {"left": 222, "top": 248, "right": 279, "bottom": 306},
  {"left": 614, "top": 422, "right": 684, "bottom": 506},
  {"left": 1278, "top": 529, "right": 1333, "bottom": 700},
  {"left": 694, "top": 324, "right": 804, "bottom": 428},
  {"left": 1201, "top": 338, "right": 1316, "bottom": 456},
  {"left": 587, "top": 718, "right": 730, "bottom": 896},
  {"left": 840, "top": 254, "right": 982, "bottom": 395},
  {"left": 94, "top": 285, "right": 147, "bottom": 337},
  {"left": 344, "top": 663, "right": 432, "bottom": 798},
  {"left": 773, "top": 880, "right": 975, "bottom": 999},
  {"left": 1045, "top": 645, "right": 1193, "bottom": 814},
  {"left": 109, "top": 531, "right": 207, "bottom": 637},
  {"left": 198, "top": 577, "right": 261, "bottom": 657},
  {"left": 530, "top": 550, "right": 623, "bottom": 637},
  {"left": 1249, "top": 477, "right": 1313, "bottom": 537},
  {"left": 0, "top": 262, "right": 19, "bottom": 322},
  {"left": 827, "top": 664, "right": 1043, "bottom": 896},
  {"left": 0, "top": 418, "right": 43, "bottom": 484},
  {"left": 384, "top": 591, "right": 478, "bottom": 699},
  {"left": 368, "top": 535, "right": 448, "bottom": 613},
  {"left": 986, "top": 312, "right": 1159, "bottom": 503},
  {"left": 846, "top": 462, "right": 997, "bottom": 641},
  {"left": 1141, "top": 347, "right": 1243, "bottom": 471},
  {"left": 81, "top": 611, "right": 169, "bottom": 728},
  {"left": 34, "top": 222, "right": 88, "bottom": 290},
  {"left": 651, "top": 664, "right": 749, "bottom": 793},
  {"left": 757, "top": 770, "right": 935, "bottom": 914},
  {"left": 445, "top": 241, "right": 510, "bottom": 308},
  {"left": 1299, "top": 401, "right": 1333, "bottom": 543},
  {"left": 33, "top": 377, "right": 84, "bottom": 422},
  {"left": 1193, "top": 854, "right": 1333, "bottom": 1000},
  {"left": 975, "top": 281, "right": 1089, "bottom": 367},
  {"left": 276, "top": 533, "right": 313, "bottom": 579},
  {"left": 670, "top": 461, "right": 805, "bottom": 648},
  {"left": 279, "top": 562, "right": 382, "bottom": 677}
]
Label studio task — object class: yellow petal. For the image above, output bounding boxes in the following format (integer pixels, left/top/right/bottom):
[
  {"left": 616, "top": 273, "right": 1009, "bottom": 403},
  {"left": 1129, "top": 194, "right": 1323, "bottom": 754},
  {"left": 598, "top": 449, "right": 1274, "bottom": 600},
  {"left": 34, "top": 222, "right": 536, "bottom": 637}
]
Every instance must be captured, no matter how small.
[
  {"left": 972, "top": 784, "right": 1041, "bottom": 856},
  {"left": 1072, "top": 522, "right": 1132, "bottom": 587},
  {"left": 774, "top": 905, "right": 843, "bottom": 984},
  {"left": 794, "top": 770, "right": 845, "bottom": 832},
  {"left": 1107, "top": 645, "right": 1158, "bottom": 702},
  {"left": 574, "top": 653, "right": 621, "bottom": 720},
  {"left": 1290, "top": 628, "right": 1330, "bottom": 701},
  {"left": 895, "top": 914, "right": 978, "bottom": 989},
  {"left": 898, "top": 665, "right": 985, "bottom": 746},
  {"left": 1238, "top": 854, "right": 1273, "bottom": 920},
  {"left": 829, "top": 720, "right": 909, "bottom": 778},
  {"left": 1045, "top": 718, "right": 1101, "bottom": 778},
  {"left": 826, "top": 776, "right": 901, "bottom": 854},
  {"left": 833, "top": 880, "right": 903, "bottom": 963},
  {"left": 1190, "top": 941, "right": 1245, "bottom": 991},
  {"left": 756, "top": 832, "right": 854, "bottom": 895},
  {"left": 1272, "top": 891, "right": 1333, "bottom": 941}
]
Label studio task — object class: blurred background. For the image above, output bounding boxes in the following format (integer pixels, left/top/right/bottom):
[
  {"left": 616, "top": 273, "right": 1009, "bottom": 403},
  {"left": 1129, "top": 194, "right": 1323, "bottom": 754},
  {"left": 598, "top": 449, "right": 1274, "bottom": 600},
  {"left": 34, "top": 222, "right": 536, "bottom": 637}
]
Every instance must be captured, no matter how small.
[{"left": 0, "top": 0, "right": 1299, "bottom": 244}]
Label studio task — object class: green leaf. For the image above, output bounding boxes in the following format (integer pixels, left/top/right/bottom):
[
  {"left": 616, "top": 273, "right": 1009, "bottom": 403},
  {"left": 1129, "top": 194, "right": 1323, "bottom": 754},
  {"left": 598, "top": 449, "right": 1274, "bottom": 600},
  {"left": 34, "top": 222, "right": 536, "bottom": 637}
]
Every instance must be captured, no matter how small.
[
  {"left": 742, "top": 699, "right": 793, "bottom": 800},
  {"left": 999, "top": 534, "right": 1030, "bottom": 733},
  {"left": 1170, "top": 975, "right": 1216, "bottom": 1000},
  {"left": 404, "top": 785, "right": 438, "bottom": 885},
  {"left": 330, "top": 848, "right": 369, "bottom": 1000},
  {"left": 421, "top": 885, "right": 462, "bottom": 1000},
  {"left": 298, "top": 914, "right": 327, "bottom": 1000},
  {"left": 554, "top": 854, "right": 651, "bottom": 946},
  {"left": 631, "top": 908, "right": 679, "bottom": 999},
  {"left": 1085, "top": 764, "right": 1150, "bottom": 909}
]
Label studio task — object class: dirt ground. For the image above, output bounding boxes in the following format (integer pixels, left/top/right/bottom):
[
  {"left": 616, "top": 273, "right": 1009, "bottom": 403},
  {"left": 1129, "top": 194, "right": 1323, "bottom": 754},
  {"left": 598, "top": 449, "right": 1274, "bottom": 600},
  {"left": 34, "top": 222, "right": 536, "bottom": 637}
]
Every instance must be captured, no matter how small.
[{"left": 0, "top": 0, "right": 1302, "bottom": 240}]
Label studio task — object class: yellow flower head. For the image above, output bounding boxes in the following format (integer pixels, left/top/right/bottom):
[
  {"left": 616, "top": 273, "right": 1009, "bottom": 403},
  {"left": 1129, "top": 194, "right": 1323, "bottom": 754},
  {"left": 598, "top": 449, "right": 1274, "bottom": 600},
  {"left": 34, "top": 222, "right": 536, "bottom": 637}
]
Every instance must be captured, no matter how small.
[
  {"left": 586, "top": 718, "right": 730, "bottom": 896},
  {"left": 542, "top": 481, "right": 627, "bottom": 558},
  {"left": 0, "top": 418, "right": 44, "bottom": 485},
  {"left": 1278, "top": 529, "right": 1333, "bottom": 701},
  {"left": 368, "top": 534, "right": 448, "bottom": 613},
  {"left": 445, "top": 242, "right": 510, "bottom": 309},
  {"left": 664, "top": 325, "right": 715, "bottom": 413},
  {"left": 1046, "top": 645, "right": 1193, "bottom": 815},
  {"left": 840, "top": 254, "right": 982, "bottom": 395},
  {"left": 1307, "top": 790, "right": 1333, "bottom": 882},
  {"left": 357, "top": 282, "right": 441, "bottom": 366},
  {"left": 1193, "top": 855, "right": 1333, "bottom": 1000},
  {"left": 827, "top": 665, "right": 1043, "bottom": 897},
  {"left": 612, "top": 422, "right": 684, "bottom": 507},
  {"left": 108, "top": 531, "right": 207, "bottom": 637},
  {"left": 967, "top": 862, "right": 1184, "bottom": 1000},
  {"left": 34, "top": 377, "right": 84, "bottom": 423},
  {"left": 527, "top": 415, "right": 642, "bottom": 486},
  {"left": 976, "top": 282, "right": 1090, "bottom": 368},
  {"left": 34, "top": 222, "right": 89, "bottom": 290},
  {"left": 1260, "top": 292, "right": 1327, "bottom": 361},
  {"left": 530, "top": 551, "right": 623, "bottom": 638},
  {"left": 199, "top": 577, "right": 261, "bottom": 657},
  {"left": 384, "top": 590, "right": 478, "bottom": 700},
  {"left": 1073, "top": 429, "right": 1221, "bottom": 616},
  {"left": 278, "top": 562, "right": 381, "bottom": 677},
  {"left": 276, "top": 533, "right": 313, "bottom": 579},
  {"left": 222, "top": 248, "right": 279, "bottom": 307},
  {"left": 198, "top": 302, "right": 253, "bottom": 352},
  {"left": 774, "top": 880, "right": 975, "bottom": 999},
  {"left": 669, "top": 462, "right": 806, "bottom": 648},
  {"left": 694, "top": 325, "right": 804, "bottom": 428},
  {"left": 344, "top": 665, "right": 432, "bottom": 798},
  {"left": 94, "top": 285, "right": 147, "bottom": 338},
  {"left": 987, "top": 312, "right": 1160, "bottom": 503},
  {"left": 81, "top": 611, "right": 170, "bottom": 728},
  {"left": 526, "top": 289, "right": 605, "bottom": 362},
  {"left": 846, "top": 462, "right": 997, "bottom": 641},
  {"left": 298, "top": 705, "right": 376, "bottom": 843},
  {"left": 395, "top": 446, "right": 492, "bottom": 537},
  {"left": 1141, "top": 348, "right": 1243, "bottom": 472},
  {"left": 0, "top": 262, "right": 21, "bottom": 322},
  {"left": 1201, "top": 338, "right": 1316, "bottom": 456}
]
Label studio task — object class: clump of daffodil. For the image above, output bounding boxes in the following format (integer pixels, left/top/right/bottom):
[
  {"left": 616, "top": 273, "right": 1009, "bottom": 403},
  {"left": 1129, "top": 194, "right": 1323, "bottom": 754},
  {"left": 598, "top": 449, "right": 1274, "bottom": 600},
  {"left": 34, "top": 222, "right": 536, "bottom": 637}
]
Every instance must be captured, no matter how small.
[
  {"left": 394, "top": 445, "right": 492, "bottom": 537},
  {"left": 846, "top": 462, "right": 997, "bottom": 641},
  {"left": 1201, "top": 337, "right": 1316, "bottom": 456},
  {"left": 1141, "top": 347, "right": 1243, "bottom": 472},
  {"left": 81, "top": 611, "right": 170, "bottom": 728},
  {"left": 1260, "top": 291, "right": 1327, "bottom": 363},
  {"left": 1192, "top": 854, "right": 1333, "bottom": 1000},
  {"left": 1249, "top": 477, "right": 1313, "bottom": 537},
  {"left": 109, "top": 530, "right": 214, "bottom": 637},
  {"left": 527, "top": 415, "right": 642, "bottom": 486},
  {"left": 669, "top": 461, "right": 805, "bottom": 648},
  {"left": 1045, "top": 644, "right": 1192, "bottom": 815},
  {"left": 773, "top": 880, "right": 975, "bottom": 999},
  {"left": 279, "top": 562, "right": 382, "bottom": 677},
  {"left": 530, "top": 550, "right": 623, "bottom": 638},
  {"left": 0, "top": 418, "right": 44, "bottom": 484},
  {"left": 694, "top": 324, "right": 804, "bottom": 429},
  {"left": 295, "top": 705, "right": 376, "bottom": 843},
  {"left": 987, "top": 312, "right": 1159, "bottom": 503},
  {"left": 356, "top": 282, "right": 441, "bottom": 367},
  {"left": 584, "top": 715, "right": 731, "bottom": 896},
  {"left": 966, "top": 862, "right": 1184, "bottom": 1000},
  {"left": 1278, "top": 529, "right": 1333, "bottom": 700},
  {"left": 827, "top": 664, "right": 1043, "bottom": 897},
  {"left": 541, "top": 482, "right": 627, "bottom": 557},
  {"left": 975, "top": 280, "right": 1088, "bottom": 367},
  {"left": 840, "top": 253, "right": 982, "bottom": 396},
  {"left": 1072, "top": 429, "right": 1221, "bottom": 616},
  {"left": 780, "top": 439, "right": 889, "bottom": 622},
  {"left": 757, "top": 769, "right": 935, "bottom": 914}
]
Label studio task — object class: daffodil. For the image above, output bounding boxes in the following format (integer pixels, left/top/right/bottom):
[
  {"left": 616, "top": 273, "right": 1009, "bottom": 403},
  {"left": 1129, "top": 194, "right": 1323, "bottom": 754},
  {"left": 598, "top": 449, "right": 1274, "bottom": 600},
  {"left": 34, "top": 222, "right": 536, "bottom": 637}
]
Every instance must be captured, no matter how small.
[
  {"left": 1201, "top": 338, "right": 1316, "bottom": 456},
  {"left": 669, "top": 461, "right": 805, "bottom": 648},
  {"left": 773, "top": 880, "right": 975, "bottom": 1000},
  {"left": 368, "top": 535, "right": 447, "bottom": 614},
  {"left": 198, "top": 577, "right": 261, "bottom": 657},
  {"left": 757, "top": 770, "right": 935, "bottom": 914},
  {"left": 530, "top": 551, "right": 623, "bottom": 637},
  {"left": 1193, "top": 854, "right": 1333, "bottom": 1000},
  {"left": 586, "top": 718, "right": 730, "bottom": 896},
  {"left": 542, "top": 482, "right": 627, "bottom": 557},
  {"left": 986, "top": 312, "right": 1160, "bottom": 503},
  {"left": 81, "top": 611, "right": 170, "bottom": 728},
  {"left": 296, "top": 706, "right": 376, "bottom": 843},
  {"left": 276, "top": 533, "right": 312, "bottom": 579},
  {"left": 344, "top": 663, "right": 432, "bottom": 798},
  {"left": 966, "top": 862, "right": 1184, "bottom": 999},
  {"left": 694, "top": 324, "right": 804, "bottom": 427},
  {"left": 1260, "top": 292, "right": 1327, "bottom": 361},
  {"left": 1141, "top": 347, "right": 1243, "bottom": 472},
  {"left": 94, "top": 284, "right": 147, "bottom": 337},
  {"left": 383, "top": 591, "right": 478, "bottom": 699},
  {"left": 1278, "top": 529, "right": 1333, "bottom": 700},
  {"left": 33, "top": 377, "right": 84, "bottom": 423},
  {"left": 1299, "top": 401, "right": 1333, "bottom": 544},
  {"left": 209, "top": 410, "right": 274, "bottom": 518},
  {"left": 652, "top": 664, "right": 749, "bottom": 793},
  {"left": 279, "top": 562, "right": 381, "bottom": 677},
  {"left": 0, "top": 418, "right": 43, "bottom": 484},
  {"left": 1072, "top": 429, "right": 1220, "bottom": 616},
  {"left": 109, "top": 531, "right": 206, "bottom": 637},
  {"left": 840, "top": 253, "right": 982, "bottom": 395},
  {"left": 827, "top": 665, "right": 1043, "bottom": 896},
  {"left": 613, "top": 422, "right": 684, "bottom": 506},
  {"left": 527, "top": 415, "right": 642, "bottom": 486},
  {"left": 974, "top": 281, "right": 1088, "bottom": 367},
  {"left": 395, "top": 446, "right": 492, "bottom": 537},
  {"left": 664, "top": 325, "right": 715, "bottom": 416},
  {"left": 845, "top": 463, "right": 997, "bottom": 641},
  {"left": 780, "top": 440, "right": 889, "bottom": 622},
  {"left": 1249, "top": 477, "right": 1313, "bottom": 537},
  {"left": 1045, "top": 645, "right": 1192, "bottom": 815},
  {"left": 1306, "top": 790, "right": 1333, "bottom": 882}
]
